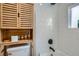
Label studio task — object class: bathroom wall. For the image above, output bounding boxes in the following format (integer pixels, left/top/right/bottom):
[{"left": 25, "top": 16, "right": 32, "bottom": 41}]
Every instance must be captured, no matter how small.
[
  {"left": 34, "top": 3, "right": 79, "bottom": 56},
  {"left": 34, "top": 3, "right": 58, "bottom": 55},
  {"left": 54, "top": 3, "right": 79, "bottom": 56}
]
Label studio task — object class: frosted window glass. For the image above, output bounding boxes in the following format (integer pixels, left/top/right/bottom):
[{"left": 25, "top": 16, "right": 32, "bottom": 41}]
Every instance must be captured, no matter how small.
[{"left": 70, "top": 5, "right": 79, "bottom": 28}]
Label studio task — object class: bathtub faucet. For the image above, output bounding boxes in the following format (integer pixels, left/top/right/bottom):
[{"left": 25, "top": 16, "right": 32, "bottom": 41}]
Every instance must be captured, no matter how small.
[{"left": 49, "top": 47, "right": 55, "bottom": 52}]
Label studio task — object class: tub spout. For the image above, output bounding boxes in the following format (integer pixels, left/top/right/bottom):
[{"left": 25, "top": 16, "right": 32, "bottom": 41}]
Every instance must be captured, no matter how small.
[{"left": 49, "top": 47, "right": 55, "bottom": 52}]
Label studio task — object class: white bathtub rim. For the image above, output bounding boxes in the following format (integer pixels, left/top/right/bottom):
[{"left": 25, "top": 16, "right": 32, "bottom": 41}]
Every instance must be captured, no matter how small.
[{"left": 40, "top": 49, "right": 68, "bottom": 56}]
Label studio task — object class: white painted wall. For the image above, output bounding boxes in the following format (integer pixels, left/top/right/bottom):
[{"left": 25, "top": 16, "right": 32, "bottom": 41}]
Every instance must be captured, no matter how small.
[
  {"left": 54, "top": 3, "right": 79, "bottom": 56},
  {"left": 34, "top": 3, "right": 79, "bottom": 56},
  {"left": 34, "top": 3, "right": 58, "bottom": 55}
]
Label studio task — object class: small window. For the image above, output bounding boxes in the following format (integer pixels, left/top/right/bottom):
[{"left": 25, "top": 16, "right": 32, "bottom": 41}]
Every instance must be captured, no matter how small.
[{"left": 68, "top": 4, "right": 79, "bottom": 28}]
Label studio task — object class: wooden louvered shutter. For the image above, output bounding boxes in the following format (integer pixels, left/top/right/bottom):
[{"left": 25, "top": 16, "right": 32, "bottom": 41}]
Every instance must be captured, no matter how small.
[
  {"left": 0, "top": 3, "right": 1, "bottom": 27},
  {"left": 1, "top": 3, "right": 17, "bottom": 29},
  {"left": 19, "top": 3, "right": 33, "bottom": 29}
]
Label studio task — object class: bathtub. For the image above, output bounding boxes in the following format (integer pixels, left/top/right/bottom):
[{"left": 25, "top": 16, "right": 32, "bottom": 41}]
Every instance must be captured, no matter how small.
[
  {"left": 53, "top": 49, "right": 67, "bottom": 56},
  {"left": 40, "top": 49, "right": 67, "bottom": 56}
]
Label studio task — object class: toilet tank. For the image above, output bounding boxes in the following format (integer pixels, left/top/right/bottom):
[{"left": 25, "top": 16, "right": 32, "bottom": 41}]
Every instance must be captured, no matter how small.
[{"left": 7, "top": 44, "right": 30, "bottom": 56}]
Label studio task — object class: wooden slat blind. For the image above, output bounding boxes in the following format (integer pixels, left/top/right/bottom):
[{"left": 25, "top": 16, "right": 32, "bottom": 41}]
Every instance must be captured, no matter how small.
[
  {"left": 1, "top": 3, "right": 17, "bottom": 28},
  {"left": 19, "top": 3, "right": 33, "bottom": 29}
]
